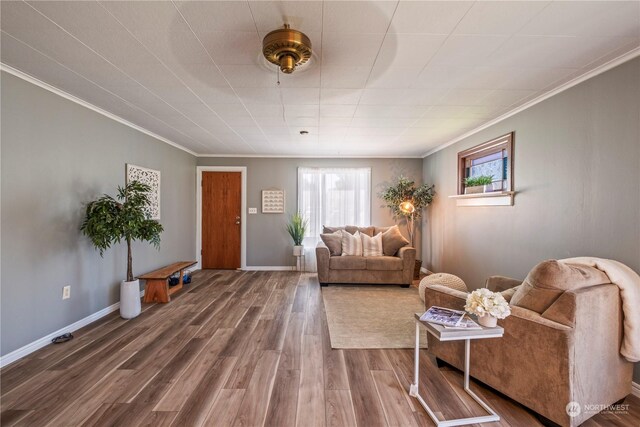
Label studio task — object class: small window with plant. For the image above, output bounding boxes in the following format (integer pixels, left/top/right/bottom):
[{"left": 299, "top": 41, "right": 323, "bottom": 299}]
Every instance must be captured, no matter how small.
[
  {"left": 457, "top": 133, "right": 513, "bottom": 195},
  {"left": 463, "top": 175, "right": 494, "bottom": 194}
]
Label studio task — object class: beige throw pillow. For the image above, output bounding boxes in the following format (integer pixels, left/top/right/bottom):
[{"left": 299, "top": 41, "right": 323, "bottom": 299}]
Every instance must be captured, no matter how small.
[
  {"left": 320, "top": 231, "right": 342, "bottom": 256},
  {"left": 374, "top": 226, "right": 392, "bottom": 235},
  {"left": 341, "top": 230, "right": 363, "bottom": 256},
  {"left": 381, "top": 225, "right": 410, "bottom": 256},
  {"left": 361, "top": 232, "right": 383, "bottom": 257}
]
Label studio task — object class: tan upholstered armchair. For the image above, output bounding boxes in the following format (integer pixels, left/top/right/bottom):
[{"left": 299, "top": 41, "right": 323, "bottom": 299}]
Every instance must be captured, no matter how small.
[{"left": 424, "top": 261, "right": 634, "bottom": 427}]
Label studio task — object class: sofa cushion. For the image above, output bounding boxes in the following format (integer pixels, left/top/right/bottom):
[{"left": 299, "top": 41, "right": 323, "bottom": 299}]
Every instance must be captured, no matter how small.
[
  {"left": 344, "top": 225, "right": 374, "bottom": 236},
  {"left": 320, "top": 231, "right": 342, "bottom": 256},
  {"left": 323, "top": 225, "right": 344, "bottom": 234},
  {"left": 341, "top": 230, "right": 363, "bottom": 256},
  {"left": 510, "top": 260, "right": 611, "bottom": 313},
  {"left": 381, "top": 225, "right": 410, "bottom": 256},
  {"left": 324, "top": 225, "right": 376, "bottom": 237},
  {"left": 361, "top": 232, "right": 383, "bottom": 257},
  {"left": 330, "top": 256, "right": 366, "bottom": 270},
  {"left": 366, "top": 256, "right": 403, "bottom": 271}
]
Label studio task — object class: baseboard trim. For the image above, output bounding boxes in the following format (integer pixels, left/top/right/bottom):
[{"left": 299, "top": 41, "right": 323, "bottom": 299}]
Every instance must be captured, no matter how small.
[
  {"left": 633, "top": 381, "right": 640, "bottom": 398},
  {"left": 243, "top": 266, "right": 296, "bottom": 271},
  {"left": 0, "top": 290, "right": 145, "bottom": 369}
]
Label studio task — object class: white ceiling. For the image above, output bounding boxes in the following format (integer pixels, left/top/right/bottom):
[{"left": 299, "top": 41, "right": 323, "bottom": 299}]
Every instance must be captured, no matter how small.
[{"left": 1, "top": 1, "right": 639, "bottom": 157}]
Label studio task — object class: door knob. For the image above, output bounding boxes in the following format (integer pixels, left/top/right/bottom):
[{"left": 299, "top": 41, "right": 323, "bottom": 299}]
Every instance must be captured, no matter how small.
[{"left": 235, "top": 215, "right": 241, "bottom": 225}]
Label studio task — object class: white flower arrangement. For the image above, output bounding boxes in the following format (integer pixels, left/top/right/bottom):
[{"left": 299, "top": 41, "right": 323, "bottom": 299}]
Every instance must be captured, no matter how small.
[{"left": 464, "top": 288, "right": 512, "bottom": 319}]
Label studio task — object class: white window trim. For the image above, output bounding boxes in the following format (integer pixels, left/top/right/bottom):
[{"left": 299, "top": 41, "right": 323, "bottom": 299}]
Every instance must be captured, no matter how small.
[{"left": 196, "top": 166, "right": 247, "bottom": 270}]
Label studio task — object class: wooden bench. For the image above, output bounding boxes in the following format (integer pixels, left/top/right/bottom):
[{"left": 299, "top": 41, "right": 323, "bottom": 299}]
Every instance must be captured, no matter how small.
[{"left": 140, "top": 261, "right": 197, "bottom": 303}]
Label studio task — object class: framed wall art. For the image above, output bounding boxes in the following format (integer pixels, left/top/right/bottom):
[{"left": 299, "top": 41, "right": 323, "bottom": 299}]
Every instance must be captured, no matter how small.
[
  {"left": 262, "top": 189, "right": 285, "bottom": 214},
  {"left": 126, "top": 164, "right": 161, "bottom": 220}
]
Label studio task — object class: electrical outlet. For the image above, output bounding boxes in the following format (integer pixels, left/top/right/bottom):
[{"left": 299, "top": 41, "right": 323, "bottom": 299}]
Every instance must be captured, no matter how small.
[
  {"left": 248, "top": 207, "right": 257, "bottom": 214},
  {"left": 62, "top": 285, "right": 71, "bottom": 300}
]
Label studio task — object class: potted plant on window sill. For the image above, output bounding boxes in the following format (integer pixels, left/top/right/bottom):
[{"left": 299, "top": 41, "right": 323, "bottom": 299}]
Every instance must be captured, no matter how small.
[
  {"left": 464, "top": 175, "right": 495, "bottom": 194},
  {"left": 81, "top": 181, "right": 163, "bottom": 319},
  {"left": 286, "top": 212, "right": 308, "bottom": 257}
]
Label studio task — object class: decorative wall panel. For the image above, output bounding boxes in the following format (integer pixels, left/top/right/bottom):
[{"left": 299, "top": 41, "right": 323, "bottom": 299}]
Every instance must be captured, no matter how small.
[{"left": 126, "top": 164, "right": 160, "bottom": 220}]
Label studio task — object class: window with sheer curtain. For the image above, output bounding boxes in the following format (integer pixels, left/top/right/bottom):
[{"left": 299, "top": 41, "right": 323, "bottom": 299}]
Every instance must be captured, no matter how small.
[{"left": 297, "top": 167, "right": 371, "bottom": 239}]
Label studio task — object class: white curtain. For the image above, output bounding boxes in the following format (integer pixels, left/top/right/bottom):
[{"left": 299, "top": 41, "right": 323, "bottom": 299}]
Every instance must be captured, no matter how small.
[
  {"left": 298, "top": 167, "right": 372, "bottom": 239},
  {"left": 297, "top": 167, "right": 371, "bottom": 272}
]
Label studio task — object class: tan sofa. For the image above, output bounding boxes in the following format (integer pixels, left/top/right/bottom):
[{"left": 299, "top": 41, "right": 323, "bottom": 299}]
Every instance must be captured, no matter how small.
[
  {"left": 424, "top": 261, "right": 634, "bottom": 427},
  {"left": 316, "top": 242, "right": 415, "bottom": 287}
]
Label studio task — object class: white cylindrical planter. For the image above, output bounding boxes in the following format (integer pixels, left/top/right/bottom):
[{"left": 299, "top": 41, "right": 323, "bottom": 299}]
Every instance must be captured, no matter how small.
[
  {"left": 120, "top": 279, "right": 141, "bottom": 319},
  {"left": 478, "top": 314, "right": 497, "bottom": 328},
  {"left": 293, "top": 245, "right": 304, "bottom": 256}
]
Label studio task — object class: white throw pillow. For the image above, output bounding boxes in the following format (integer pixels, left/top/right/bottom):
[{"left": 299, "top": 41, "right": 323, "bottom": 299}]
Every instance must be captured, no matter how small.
[
  {"left": 361, "top": 232, "right": 383, "bottom": 257},
  {"left": 341, "top": 230, "right": 363, "bottom": 256}
]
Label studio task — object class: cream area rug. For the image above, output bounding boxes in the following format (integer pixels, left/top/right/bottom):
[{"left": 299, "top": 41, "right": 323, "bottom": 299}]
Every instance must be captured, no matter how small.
[{"left": 322, "top": 285, "right": 428, "bottom": 349}]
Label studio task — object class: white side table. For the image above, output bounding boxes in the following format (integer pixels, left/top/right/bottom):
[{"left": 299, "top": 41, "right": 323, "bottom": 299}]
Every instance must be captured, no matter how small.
[{"left": 410, "top": 313, "right": 504, "bottom": 427}]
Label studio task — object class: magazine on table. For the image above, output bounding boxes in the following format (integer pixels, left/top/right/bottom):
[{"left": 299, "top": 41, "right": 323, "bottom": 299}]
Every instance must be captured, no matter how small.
[
  {"left": 443, "top": 315, "right": 482, "bottom": 330},
  {"left": 420, "top": 306, "right": 466, "bottom": 327}
]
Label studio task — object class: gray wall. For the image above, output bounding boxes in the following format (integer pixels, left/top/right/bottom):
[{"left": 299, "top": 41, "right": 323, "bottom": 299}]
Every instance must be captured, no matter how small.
[
  {"left": 422, "top": 58, "right": 640, "bottom": 381},
  {"left": 197, "top": 157, "right": 424, "bottom": 266},
  {"left": 1, "top": 72, "right": 197, "bottom": 357}
]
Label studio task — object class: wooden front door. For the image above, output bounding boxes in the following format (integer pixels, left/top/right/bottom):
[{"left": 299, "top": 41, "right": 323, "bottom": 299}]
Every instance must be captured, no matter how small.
[{"left": 202, "top": 171, "right": 241, "bottom": 269}]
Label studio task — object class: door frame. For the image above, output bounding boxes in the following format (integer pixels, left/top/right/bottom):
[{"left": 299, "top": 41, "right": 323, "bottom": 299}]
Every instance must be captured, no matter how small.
[{"left": 196, "top": 166, "right": 247, "bottom": 270}]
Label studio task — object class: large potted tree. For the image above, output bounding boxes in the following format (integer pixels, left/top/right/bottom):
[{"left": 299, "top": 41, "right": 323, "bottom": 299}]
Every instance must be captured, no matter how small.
[
  {"left": 381, "top": 176, "right": 435, "bottom": 278},
  {"left": 81, "top": 181, "right": 163, "bottom": 319}
]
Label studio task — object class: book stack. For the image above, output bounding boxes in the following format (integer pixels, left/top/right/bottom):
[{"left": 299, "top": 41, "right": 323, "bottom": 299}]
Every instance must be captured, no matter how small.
[{"left": 419, "top": 306, "right": 482, "bottom": 330}]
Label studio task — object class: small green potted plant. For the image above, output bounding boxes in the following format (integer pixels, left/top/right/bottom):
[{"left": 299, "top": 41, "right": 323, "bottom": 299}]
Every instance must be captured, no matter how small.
[
  {"left": 81, "top": 181, "right": 163, "bottom": 319},
  {"left": 286, "top": 212, "right": 308, "bottom": 256},
  {"left": 464, "top": 175, "right": 494, "bottom": 194}
]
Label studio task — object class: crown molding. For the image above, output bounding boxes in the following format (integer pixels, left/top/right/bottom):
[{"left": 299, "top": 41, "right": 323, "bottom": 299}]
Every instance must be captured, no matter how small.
[
  {"left": 421, "top": 46, "right": 640, "bottom": 158},
  {"left": 6, "top": 42, "right": 637, "bottom": 162},
  {"left": 0, "top": 64, "right": 423, "bottom": 160},
  {"left": 196, "top": 154, "right": 423, "bottom": 159},
  {"left": 0, "top": 63, "right": 198, "bottom": 157}
]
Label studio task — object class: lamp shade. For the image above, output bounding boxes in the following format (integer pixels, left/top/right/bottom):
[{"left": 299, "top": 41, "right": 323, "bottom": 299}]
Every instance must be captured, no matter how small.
[{"left": 399, "top": 200, "right": 415, "bottom": 214}]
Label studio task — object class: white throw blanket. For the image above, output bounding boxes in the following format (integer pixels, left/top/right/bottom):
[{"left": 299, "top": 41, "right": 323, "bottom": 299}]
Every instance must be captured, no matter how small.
[{"left": 560, "top": 257, "right": 640, "bottom": 363}]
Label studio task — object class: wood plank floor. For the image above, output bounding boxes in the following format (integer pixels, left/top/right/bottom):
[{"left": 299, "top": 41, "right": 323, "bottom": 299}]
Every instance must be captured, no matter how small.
[{"left": 1, "top": 270, "right": 638, "bottom": 426}]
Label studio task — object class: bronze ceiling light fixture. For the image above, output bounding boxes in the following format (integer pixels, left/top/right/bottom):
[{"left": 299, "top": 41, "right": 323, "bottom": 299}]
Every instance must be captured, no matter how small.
[{"left": 262, "top": 24, "right": 312, "bottom": 74}]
